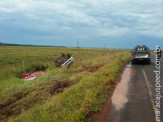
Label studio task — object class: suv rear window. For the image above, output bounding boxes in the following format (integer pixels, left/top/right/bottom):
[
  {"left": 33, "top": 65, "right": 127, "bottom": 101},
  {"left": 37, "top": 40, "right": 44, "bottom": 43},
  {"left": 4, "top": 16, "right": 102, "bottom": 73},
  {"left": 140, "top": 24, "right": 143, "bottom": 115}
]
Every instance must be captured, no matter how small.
[{"left": 135, "top": 47, "right": 149, "bottom": 51}]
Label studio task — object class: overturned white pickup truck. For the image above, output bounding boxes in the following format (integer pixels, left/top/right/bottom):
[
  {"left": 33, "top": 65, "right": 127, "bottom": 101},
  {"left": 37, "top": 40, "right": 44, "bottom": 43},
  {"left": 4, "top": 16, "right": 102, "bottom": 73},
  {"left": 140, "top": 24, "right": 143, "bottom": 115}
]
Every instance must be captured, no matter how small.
[{"left": 55, "top": 53, "right": 74, "bottom": 67}]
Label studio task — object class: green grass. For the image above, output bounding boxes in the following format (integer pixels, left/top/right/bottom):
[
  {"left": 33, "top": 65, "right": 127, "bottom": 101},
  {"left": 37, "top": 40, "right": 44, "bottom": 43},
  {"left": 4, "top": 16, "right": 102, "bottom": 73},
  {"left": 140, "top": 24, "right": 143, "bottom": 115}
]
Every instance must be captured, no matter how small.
[{"left": 0, "top": 46, "right": 131, "bottom": 121}]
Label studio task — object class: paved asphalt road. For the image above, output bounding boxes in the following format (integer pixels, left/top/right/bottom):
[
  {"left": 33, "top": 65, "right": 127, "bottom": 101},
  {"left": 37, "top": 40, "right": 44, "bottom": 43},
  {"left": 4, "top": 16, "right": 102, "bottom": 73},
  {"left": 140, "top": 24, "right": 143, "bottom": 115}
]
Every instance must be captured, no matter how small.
[{"left": 108, "top": 54, "right": 163, "bottom": 122}]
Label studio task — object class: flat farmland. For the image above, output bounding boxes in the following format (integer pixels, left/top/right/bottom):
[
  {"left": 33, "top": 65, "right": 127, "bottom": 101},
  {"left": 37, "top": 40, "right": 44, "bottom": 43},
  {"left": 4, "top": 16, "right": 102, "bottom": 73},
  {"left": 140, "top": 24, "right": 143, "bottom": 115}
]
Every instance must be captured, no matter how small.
[{"left": 0, "top": 46, "right": 131, "bottom": 121}]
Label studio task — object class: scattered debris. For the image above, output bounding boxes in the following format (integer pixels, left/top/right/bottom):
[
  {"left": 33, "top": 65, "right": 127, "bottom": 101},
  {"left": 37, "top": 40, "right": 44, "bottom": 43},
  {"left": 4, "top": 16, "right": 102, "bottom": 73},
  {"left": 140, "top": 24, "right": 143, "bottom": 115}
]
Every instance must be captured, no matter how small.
[
  {"left": 55, "top": 53, "right": 74, "bottom": 67},
  {"left": 19, "top": 71, "right": 44, "bottom": 80}
]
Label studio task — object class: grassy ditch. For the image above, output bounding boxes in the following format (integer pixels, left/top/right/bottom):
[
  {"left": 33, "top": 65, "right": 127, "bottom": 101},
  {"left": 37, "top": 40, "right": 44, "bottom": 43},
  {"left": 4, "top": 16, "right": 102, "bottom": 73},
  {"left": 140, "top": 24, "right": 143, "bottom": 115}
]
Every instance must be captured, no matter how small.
[
  {"left": 0, "top": 61, "right": 48, "bottom": 81},
  {"left": 0, "top": 47, "right": 131, "bottom": 121},
  {"left": 0, "top": 61, "right": 50, "bottom": 101},
  {"left": 10, "top": 55, "right": 130, "bottom": 121}
]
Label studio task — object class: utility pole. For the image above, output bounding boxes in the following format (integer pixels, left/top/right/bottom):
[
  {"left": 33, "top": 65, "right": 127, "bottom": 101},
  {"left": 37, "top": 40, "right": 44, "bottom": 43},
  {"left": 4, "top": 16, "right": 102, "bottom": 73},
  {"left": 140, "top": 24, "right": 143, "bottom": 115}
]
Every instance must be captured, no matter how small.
[
  {"left": 22, "top": 60, "right": 25, "bottom": 73},
  {"left": 77, "top": 38, "right": 79, "bottom": 51}
]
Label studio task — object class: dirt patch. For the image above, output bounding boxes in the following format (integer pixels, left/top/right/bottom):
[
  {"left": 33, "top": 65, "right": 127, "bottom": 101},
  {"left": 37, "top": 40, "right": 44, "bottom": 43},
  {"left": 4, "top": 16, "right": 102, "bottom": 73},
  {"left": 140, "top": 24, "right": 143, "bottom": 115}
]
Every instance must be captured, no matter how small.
[
  {"left": 0, "top": 92, "right": 28, "bottom": 113},
  {"left": 111, "top": 64, "right": 132, "bottom": 111},
  {"left": 0, "top": 80, "right": 75, "bottom": 121},
  {"left": 79, "top": 63, "right": 105, "bottom": 73},
  {"left": 49, "top": 81, "right": 71, "bottom": 94},
  {"left": 87, "top": 63, "right": 128, "bottom": 122}
]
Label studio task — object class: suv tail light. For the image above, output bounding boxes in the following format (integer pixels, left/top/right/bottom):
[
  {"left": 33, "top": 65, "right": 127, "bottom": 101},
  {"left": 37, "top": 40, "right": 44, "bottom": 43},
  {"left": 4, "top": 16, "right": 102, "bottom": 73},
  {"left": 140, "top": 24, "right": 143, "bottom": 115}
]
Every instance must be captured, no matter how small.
[
  {"left": 148, "top": 53, "right": 151, "bottom": 57},
  {"left": 132, "top": 53, "right": 134, "bottom": 57}
]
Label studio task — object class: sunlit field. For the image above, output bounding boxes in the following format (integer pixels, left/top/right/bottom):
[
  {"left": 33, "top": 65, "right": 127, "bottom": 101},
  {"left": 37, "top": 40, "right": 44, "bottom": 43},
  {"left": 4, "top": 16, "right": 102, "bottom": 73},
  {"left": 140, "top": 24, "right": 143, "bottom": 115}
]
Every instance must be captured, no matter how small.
[{"left": 0, "top": 46, "right": 131, "bottom": 121}]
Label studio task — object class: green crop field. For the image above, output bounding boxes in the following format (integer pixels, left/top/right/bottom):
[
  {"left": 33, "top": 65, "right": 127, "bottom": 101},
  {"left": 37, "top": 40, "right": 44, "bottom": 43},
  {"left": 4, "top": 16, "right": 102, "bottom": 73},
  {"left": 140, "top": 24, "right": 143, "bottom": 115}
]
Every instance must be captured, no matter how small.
[{"left": 0, "top": 46, "right": 131, "bottom": 121}]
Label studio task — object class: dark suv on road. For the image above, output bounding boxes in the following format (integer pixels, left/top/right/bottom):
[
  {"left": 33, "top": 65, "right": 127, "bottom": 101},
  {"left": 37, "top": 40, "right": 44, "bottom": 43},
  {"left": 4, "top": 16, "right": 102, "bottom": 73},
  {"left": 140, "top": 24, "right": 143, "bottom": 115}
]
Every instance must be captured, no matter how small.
[{"left": 131, "top": 45, "right": 151, "bottom": 64}]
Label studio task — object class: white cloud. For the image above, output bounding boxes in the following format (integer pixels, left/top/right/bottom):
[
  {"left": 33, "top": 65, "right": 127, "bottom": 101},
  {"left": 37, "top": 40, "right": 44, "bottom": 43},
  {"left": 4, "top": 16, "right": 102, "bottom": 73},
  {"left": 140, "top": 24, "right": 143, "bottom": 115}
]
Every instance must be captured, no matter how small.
[{"left": 0, "top": 0, "right": 163, "bottom": 40}]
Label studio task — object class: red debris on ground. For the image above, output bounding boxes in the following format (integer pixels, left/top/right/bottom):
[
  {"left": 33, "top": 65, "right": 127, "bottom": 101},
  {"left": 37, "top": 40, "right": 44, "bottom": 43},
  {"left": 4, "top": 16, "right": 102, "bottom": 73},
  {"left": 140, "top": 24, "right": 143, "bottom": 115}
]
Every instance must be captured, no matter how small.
[{"left": 20, "top": 72, "right": 44, "bottom": 80}]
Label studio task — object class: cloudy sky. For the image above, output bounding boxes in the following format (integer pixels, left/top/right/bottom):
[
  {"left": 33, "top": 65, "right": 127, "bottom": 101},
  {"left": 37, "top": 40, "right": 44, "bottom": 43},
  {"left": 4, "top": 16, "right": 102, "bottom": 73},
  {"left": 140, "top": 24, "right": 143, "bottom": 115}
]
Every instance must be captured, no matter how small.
[{"left": 0, "top": 0, "right": 163, "bottom": 49}]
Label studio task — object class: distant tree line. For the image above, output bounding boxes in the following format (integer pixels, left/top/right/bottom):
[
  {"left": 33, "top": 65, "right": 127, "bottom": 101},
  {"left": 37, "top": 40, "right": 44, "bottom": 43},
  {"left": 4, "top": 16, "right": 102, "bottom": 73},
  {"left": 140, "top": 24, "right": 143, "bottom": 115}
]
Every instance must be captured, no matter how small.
[{"left": 0, "top": 42, "right": 65, "bottom": 47}]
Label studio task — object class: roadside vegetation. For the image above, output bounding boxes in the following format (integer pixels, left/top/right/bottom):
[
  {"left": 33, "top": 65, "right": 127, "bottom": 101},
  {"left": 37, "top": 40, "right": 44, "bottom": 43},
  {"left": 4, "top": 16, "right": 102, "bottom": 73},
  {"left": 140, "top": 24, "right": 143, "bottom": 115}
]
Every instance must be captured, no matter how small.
[{"left": 0, "top": 46, "right": 131, "bottom": 121}]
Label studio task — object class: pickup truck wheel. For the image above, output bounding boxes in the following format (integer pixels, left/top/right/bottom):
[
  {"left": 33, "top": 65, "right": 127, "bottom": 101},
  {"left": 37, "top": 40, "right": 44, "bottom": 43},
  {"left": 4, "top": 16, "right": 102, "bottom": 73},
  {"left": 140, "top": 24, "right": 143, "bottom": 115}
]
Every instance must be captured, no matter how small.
[
  {"left": 147, "top": 61, "right": 151, "bottom": 64},
  {"left": 131, "top": 61, "right": 135, "bottom": 64}
]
